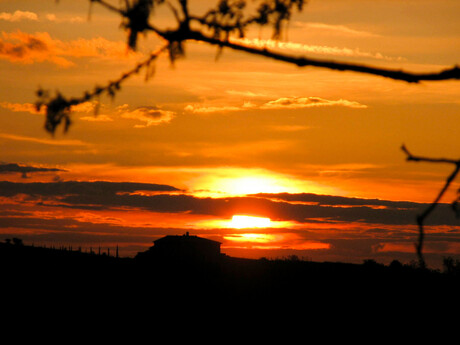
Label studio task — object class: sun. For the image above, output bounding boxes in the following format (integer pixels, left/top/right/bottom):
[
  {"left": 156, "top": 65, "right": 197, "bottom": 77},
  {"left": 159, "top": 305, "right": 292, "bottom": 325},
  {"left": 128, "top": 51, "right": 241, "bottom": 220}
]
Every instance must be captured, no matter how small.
[
  {"left": 229, "top": 215, "right": 271, "bottom": 229},
  {"left": 224, "top": 176, "right": 281, "bottom": 195},
  {"left": 188, "top": 167, "right": 321, "bottom": 197}
]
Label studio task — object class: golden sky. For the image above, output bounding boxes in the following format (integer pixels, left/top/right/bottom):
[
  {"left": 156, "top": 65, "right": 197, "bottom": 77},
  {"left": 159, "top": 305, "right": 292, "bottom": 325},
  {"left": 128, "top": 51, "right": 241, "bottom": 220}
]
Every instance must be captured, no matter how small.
[{"left": 0, "top": 0, "right": 459, "bottom": 267}]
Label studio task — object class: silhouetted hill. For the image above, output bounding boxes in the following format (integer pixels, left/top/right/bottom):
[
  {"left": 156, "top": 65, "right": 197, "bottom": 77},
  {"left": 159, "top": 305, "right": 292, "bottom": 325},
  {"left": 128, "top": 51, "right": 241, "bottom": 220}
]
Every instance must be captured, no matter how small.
[{"left": 1, "top": 240, "right": 459, "bottom": 311}]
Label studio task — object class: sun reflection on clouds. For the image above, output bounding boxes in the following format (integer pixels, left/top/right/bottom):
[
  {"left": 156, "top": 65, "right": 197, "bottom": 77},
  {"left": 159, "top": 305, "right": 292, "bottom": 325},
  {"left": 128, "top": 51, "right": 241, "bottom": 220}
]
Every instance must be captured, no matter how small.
[
  {"left": 224, "top": 233, "right": 277, "bottom": 243},
  {"left": 60, "top": 165, "right": 333, "bottom": 198},
  {"left": 229, "top": 215, "right": 271, "bottom": 229},
  {"left": 196, "top": 215, "right": 297, "bottom": 230},
  {"left": 222, "top": 232, "right": 331, "bottom": 250}
]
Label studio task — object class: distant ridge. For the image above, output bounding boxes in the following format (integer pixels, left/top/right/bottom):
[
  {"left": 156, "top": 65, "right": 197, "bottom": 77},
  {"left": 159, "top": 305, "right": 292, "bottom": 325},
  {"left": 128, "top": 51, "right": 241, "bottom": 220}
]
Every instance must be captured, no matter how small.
[{"left": 1, "top": 237, "right": 459, "bottom": 309}]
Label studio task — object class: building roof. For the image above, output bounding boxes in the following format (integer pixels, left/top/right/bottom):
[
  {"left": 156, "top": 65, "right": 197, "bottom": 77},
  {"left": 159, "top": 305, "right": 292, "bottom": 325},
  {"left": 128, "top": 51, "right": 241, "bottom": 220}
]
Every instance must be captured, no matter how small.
[{"left": 154, "top": 232, "right": 221, "bottom": 245}]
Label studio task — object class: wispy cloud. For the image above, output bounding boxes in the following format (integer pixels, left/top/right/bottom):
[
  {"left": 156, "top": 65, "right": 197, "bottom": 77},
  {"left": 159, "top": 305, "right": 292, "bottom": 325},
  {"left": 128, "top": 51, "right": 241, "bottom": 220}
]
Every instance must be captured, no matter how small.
[
  {"left": 269, "top": 125, "right": 311, "bottom": 132},
  {"left": 0, "top": 11, "right": 84, "bottom": 23},
  {"left": 185, "top": 97, "right": 367, "bottom": 113},
  {"left": 225, "top": 90, "right": 270, "bottom": 98},
  {"left": 0, "top": 30, "right": 142, "bottom": 67},
  {"left": 184, "top": 104, "right": 251, "bottom": 114},
  {"left": 45, "top": 13, "right": 85, "bottom": 23},
  {"left": 0, "top": 162, "right": 66, "bottom": 178},
  {"left": 0, "top": 11, "right": 38, "bottom": 22},
  {"left": 0, "top": 133, "right": 89, "bottom": 146},
  {"left": 0, "top": 101, "right": 96, "bottom": 115},
  {"left": 80, "top": 114, "right": 113, "bottom": 122},
  {"left": 117, "top": 104, "right": 175, "bottom": 128},
  {"left": 0, "top": 102, "right": 43, "bottom": 115},
  {"left": 0, "top": 101, "right": 174, "bottom": 127},
  {"left": 230, "top": 37, "right": 404, "bottom": 61},
  {"left": 261, "top": 97, "right": 368, "bottom": 110},
  {"left": 297, "top": 22, "right": 379, "bottom": 38}
]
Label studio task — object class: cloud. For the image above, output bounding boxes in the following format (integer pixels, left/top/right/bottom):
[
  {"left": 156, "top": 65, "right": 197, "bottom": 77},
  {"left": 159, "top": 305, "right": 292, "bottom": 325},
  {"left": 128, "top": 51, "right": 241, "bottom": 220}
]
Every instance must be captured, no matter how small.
[
  {"left": 1, "top": 181, "right": 457, "bottom": 227},
  {"left": 0, "top": 133, "right": 89, "bottom": 146},
  {"left": 0, "top": 11, "right": 38, "bottom": 22},
  {"left": 70, "top": 102, "right": 97, "bottom": 113},
  {"left": 253, "top": 193, "right": 417, "bottom": 209},
  {"left": 185, "top": 97, "right": 366, "bottom": 113},
  {"left": 0, "top": 30, "right": 141, "bottom": 67},
  {"left": 230, "top": 37, "right": 404, "bottom": 61},
  {"left": 0, "top": 100, "right": 172, "bottom": 126},
  {"left": 0, "top": 31, "right": 53, "bottom": 64},
  {"left": 0, "top": 181, "right": 180, "bottom": 201},
  {"left": 184, "top": 104, "right": 249, "bottom": 114},
  {"left": 117, "top": 104, "right": 175, "bottom": 127},
  {"left": 0, "top": 101, "right": 43, "bottom": 115},
  {"left": 0, "top": 11, "right": 84, "bottom": 23},
  {"left": 80, "top": 114, "right": 113, "bottom": 122},
  {"left": 226, "top": 90, "right": 270, "bottom": 98},
  {"left": 1, "top": 182, "right": 458, "bottom": 264},
  {"left": 297, "top": 22, "right": 379, "bottom": 38},
  {"left": 261, "top": 97, "right": 367, "bottom": 110},
  {"left": 0, "top": 101, "right": 97, "bottom": 116},
  {"left": 0, "top": 163, "right": 66, "bottom": 178},
  {"left": 45, "top": 13, "right": 85, "bottom": 23}
]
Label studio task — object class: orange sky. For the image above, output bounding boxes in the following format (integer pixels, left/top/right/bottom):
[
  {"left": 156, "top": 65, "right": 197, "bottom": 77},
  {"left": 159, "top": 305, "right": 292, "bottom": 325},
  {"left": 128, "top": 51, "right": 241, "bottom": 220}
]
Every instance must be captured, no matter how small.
[{"left": 0, "top": 0, "right": 459, "bottom": 268}]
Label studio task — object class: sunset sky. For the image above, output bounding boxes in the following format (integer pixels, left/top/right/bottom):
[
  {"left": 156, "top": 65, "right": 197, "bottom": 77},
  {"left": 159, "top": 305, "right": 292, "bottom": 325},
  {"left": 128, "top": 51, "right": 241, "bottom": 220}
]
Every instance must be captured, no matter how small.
[{"left": 1, "top": 0, "right": 459, "bottom": 268}]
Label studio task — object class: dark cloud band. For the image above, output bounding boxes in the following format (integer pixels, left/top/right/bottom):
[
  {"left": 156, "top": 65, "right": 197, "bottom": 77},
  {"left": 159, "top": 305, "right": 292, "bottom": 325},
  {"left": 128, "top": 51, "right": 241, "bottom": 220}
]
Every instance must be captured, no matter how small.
[{"left": 0, "top": 180, "right": 457, "bottom": 226}]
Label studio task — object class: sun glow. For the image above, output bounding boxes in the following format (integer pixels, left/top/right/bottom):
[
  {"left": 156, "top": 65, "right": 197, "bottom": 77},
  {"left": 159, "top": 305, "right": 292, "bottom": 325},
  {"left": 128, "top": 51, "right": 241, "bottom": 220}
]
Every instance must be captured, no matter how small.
[
  {"left": 195, "top": 216, "right": 296, "bottom": 229},
  {"left": 229, "top": 215, "right": 271, "bottom": 229},
  {"left": 224, "top": 233, "right": 275, "bottom": 243},
  {"left": 220, "top": 176, "right": 287, "bottom": 195},
  {"left": 187, "top": 167, "right": 324, "bottom": 197}
]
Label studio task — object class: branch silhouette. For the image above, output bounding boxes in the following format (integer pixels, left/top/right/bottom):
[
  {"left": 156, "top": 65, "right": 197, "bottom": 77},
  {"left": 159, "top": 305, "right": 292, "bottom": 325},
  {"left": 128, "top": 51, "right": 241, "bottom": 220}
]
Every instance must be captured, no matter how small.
[
  {"left": 36, "top": 45, "right": 168, "bottom": 133},
  {"left": 401, "top": 145, "right": 460, "bottom": 268},
  {"left": 39, "top": 0, "right": 460, "bottom": 134}
]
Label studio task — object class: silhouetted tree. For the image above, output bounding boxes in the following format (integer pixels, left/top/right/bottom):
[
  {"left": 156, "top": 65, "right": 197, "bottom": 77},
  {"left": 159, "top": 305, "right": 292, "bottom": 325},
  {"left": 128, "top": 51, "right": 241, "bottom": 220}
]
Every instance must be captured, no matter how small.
[
  {"left": 442, "top": 257, "right": 460, "bottom": 277},
  {"left": 34, "top": 0, "right": 459, "bottom": 268},
  {"left": 12, "top": 238, "right": 24, "bottom": 246},
  {"left": 389, "top": 260, "right": 403, "bottom": 271}
]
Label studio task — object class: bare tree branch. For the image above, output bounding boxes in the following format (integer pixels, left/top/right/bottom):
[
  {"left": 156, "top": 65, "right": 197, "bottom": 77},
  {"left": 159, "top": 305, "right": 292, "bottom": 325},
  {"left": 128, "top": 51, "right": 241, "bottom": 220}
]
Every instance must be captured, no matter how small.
[
  {"left": 90, "top": 1, "right": 460, "bottom": 83},
  {"left": 40, "top": 0, "right": 460, "bottom": 135},
  {"left": 185, "top": 30, "right": 460, "bottom": 83},
  {"left": 37, "top": 44, "right": 168, "bottom": 133},
  {"left": 401, "top": 145, "right": 460, "bottom": 268}
]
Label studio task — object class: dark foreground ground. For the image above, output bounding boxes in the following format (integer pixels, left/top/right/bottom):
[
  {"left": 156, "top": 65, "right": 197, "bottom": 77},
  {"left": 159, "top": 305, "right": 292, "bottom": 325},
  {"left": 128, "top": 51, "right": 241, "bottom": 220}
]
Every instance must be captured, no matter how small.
[{"left": 1, "top": 241, "right": 459, "bottom": 317}]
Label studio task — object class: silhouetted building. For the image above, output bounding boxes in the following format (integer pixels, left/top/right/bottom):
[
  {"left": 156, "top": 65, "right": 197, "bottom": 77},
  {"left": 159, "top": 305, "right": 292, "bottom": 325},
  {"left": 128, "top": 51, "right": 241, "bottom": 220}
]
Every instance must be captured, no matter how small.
[{"left": 135, "top": 232, "right": 222, "bottom": 262}]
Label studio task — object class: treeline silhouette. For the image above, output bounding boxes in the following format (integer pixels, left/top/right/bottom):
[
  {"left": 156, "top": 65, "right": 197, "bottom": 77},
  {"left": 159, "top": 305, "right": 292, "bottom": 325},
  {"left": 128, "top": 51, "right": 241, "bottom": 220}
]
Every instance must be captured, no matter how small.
[{"left": 2, "top": 238, "right": 459, "bottom": 310}]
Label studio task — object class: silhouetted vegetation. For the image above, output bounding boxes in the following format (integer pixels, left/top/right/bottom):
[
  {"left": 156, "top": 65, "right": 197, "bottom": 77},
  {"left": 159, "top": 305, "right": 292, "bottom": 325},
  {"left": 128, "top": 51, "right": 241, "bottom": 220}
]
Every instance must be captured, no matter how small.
[{"left": 2, "top": 238, "right": 458, "bottom": 310}]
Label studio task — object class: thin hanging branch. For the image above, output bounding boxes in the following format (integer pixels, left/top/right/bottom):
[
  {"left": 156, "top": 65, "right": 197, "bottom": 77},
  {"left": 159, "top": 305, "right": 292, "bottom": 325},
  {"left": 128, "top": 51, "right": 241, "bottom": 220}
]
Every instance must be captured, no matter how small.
[
  {"left": 401, "top": 145, "right": 460, "bottom": 268},
  {"left": 37, "top": 44, "right": 168, "bottom": 134}
]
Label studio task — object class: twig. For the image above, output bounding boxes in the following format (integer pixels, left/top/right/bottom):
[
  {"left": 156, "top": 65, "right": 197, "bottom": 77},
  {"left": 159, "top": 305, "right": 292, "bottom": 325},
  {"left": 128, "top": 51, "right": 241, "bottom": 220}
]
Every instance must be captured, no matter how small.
[
  {"left": 39, "top": 45, "right": 169, "bottom": 133},
  {"left": 402, "top": 145, "right": 460, "bottom": 268}
]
